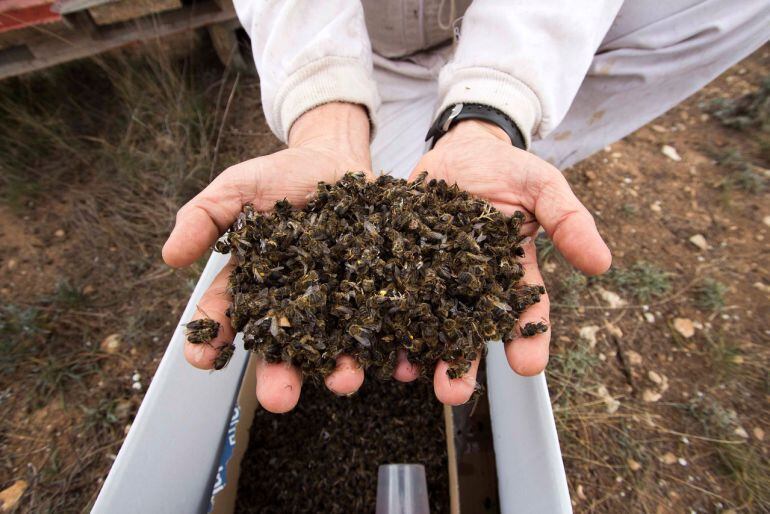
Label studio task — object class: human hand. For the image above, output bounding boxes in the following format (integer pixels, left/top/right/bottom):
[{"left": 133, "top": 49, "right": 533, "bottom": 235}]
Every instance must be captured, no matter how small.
[
  {"left": 164, "top": 103, "right": 384, "bottom": 413},
  {"left": 407, "top": 119, "right": 612, "bottom": 405}
]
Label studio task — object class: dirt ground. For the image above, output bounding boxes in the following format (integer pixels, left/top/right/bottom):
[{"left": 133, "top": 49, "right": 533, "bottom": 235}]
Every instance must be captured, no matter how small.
[{"left": 0, "top": 36, "right": 767, "bottom": 513}]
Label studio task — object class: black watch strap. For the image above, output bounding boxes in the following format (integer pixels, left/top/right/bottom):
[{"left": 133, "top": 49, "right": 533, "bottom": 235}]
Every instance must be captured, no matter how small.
[{"left": 425, "top": 103, "right": 526, "bottom": 150}]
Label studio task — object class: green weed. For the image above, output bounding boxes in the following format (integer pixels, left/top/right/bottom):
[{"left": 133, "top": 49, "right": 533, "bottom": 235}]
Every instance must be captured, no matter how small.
[
  {"left": 693, "top": 278, "right": 728, "bottom": 311},
  {"left": 607, "top": 261, "right": 672, "bottom": 303}
]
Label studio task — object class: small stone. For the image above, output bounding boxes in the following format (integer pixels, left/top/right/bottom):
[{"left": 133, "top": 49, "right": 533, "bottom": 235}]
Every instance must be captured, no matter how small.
[
  {"left": 763, "top": 215, "right": 770, "bottom": 227},
  {"left": 131, "top": 372, "right": 141, "bottom": 382},
  {"left": 673, "top": 318, "right": 695, "bottom": 338},
  {"left": 0, "top": 480, "right": 27, "bottom": 511},
  {"left": 597, "top": 287, "right": 627, "bottom": 308},
  {"left": 627, "top": 458, "right": 642, "bottom": 471},
  {"left": 734, "top": 426, "right": 749, "bottom": 439},
  {"left": 731, "top": 355, "right": 744, "bottom": 364},
  {"left": 650, "top": 201, "right": 662, "bottom": 213},
  {"left": 644, "top": 312, "right": 655, "bottom": 323},
  {"left": 597, "top": 385, "right": 620, "bottom": 414},
  {"left": 577, "top": 484, "right": 587, "bottom": 500},
  {"left": 688, "top": 234, "right": 708, "bottom": 250},
  {"left": 604, "top": 321, "right": 623, "bottom": 338},
  {"left": 100, "top": 333, "right": 122, "bottom": 354},
  {"left": 753, "top": 427, "right": 765, "bottom": 441},
  {"left": 626, "top": 350, "right": 643, "bottom": 366},
  {"left": 643, "top": 389, "right": 662, "bottom": 402},
  {"left": 660, "top": 452, "right": 677, "bottom": 465},
  {"left": 6, "top": 258, "right": 17, "bottom": 270},
  {"left": 661, "top": 145, "right": 682, "bottom": 161},
  {"left": 648, "top": 370, "right": 663, "bottom": 384},
  {"left": 132, "top": 382, "right": 142, "bottom": 391},
  {"left": 651, "top": 124, "right": 667, "bottom": 133},
  {"left": 678, "top": 458, "right": 688, "bottom": 466},
  {"left": 54, "top": 229, "right": 65, "bottom": 238},
  {"left": 579, "top": 325, "right": 601, "bottom": 348},
  {"left": 83, "top": 284, "right": 96, "bottom": 295},
  {"left": 754, "top": 282, "right": 770, "bottom": 294}
]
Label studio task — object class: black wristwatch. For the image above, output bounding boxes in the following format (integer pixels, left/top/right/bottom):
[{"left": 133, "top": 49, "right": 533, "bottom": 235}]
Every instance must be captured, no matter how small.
[{"left": 425, "top": 103, "right": 526, "bottom": 150}]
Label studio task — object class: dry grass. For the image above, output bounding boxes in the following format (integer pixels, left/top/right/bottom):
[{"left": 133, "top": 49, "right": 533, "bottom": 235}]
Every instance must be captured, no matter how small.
[{"left": 0, "top": 35, "right": 278, "bottom": 512}]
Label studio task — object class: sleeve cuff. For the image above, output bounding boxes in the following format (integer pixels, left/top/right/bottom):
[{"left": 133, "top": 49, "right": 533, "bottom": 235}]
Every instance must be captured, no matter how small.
[
  {"left": 271, "top": 56, "right": 381, "bottom": 142},
  {"left": 436, "top": 66, "right": 542, "bottom": 149}
]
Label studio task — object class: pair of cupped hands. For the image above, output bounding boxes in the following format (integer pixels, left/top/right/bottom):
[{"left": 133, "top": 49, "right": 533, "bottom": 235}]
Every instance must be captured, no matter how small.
[{"left": 162, "top": 102, "right": 611, "bottom": 413}]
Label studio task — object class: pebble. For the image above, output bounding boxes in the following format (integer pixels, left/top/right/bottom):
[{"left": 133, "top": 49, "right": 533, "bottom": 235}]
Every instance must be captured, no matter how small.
[
  {"left": 642, "top": 389, "right": 662, "bottom": 402},
  {"left": 54, "top": 229, "right": 65, "bottom": 238},
  {"left": 763, "top": 215, "right": 770, "bottom": 227},
  {"left": 648, "top": 370, "right": 663, "bottom": 384},
  {"left": 660, "top": 452, "right": 678, "bottom": 465},
  {"left": 734, "top": 426, "right": 749, "bottom": 439},
  {"left": 597, "top": 385, "right": 620, "bottom": 414},
  {"left": 0, "top": 480, "right": 28, "bottom": 511},
  {"left": 644, "top": 312, "right": 656, "bottom": 323},
  {"left": 626, "top": 350, "right": 643, "bottom": 366},
  {"left": 651, "top": 124, "right": 667, "bottom": 133},
  {"left": 650, "top": 201, "right": 662, "bottom": 213},
  {"left": 131, "top": 372, "right": 141, "bottom": 382},
  {"left": 132, "top": 382, "right": 143, "bottom": 391},
  {"left": 604, "top": 321, "right": 623, "bottom": 338},
  {"left": 754, "top": 282, "right": 770, "bottom": 294},
  {"left": 627, "top": 458, "right": 642, "bottom": 471},
  {"left": 100, "top": 333, "right": 122, "bottom": 354},
  {"left": 579, "top": 325, "right": 601, "bottom": 348},
  {"left": 678, "top": 458, "right": 688, "bottom": 467},
  {"left": 673, "top": 318, "right": 695, "bottom": 338},
  {"left": 753, "top": 427, "right": 765, "bottom": 441},
  {"left": 688, "top": 234, "right": 708, "bottom": 250},
  {"left": 597, "top": 287, "right": 627, "bottom": 308},
  {"left": 661, "top": 145, "right": 682, "bottom": 161},
  {"left": 6, "top": 258, "right": 17, "bottom": 270}
]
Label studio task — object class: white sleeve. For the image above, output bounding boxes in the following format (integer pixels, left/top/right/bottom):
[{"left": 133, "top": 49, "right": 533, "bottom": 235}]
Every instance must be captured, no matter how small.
[
  {"left": 233, "top": 0, "right": 380, "bottom": 142},
  {"left": 437, "top": 0, "right": 623, "bottom": 148}
]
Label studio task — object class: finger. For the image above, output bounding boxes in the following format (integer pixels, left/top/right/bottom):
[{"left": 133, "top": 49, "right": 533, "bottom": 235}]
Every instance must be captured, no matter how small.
[
  {"left": 433, "top": 357, "right": 481, "bottom": 406},
  {"left": 393, "top": 349, "right": 420, "bottom": 382},
  {"left": 163, "top": 163, "right": 262, "bottom": 268},
  {"left": 505, "top": 242, "right": 551, "bottom": 376},
  {"left": 256, "top": 358, "right": 302, "bottom": 413},
  {"left": 528, "top": 156, "right": 612, "bottom": 275},
  {"left": 324, "top": 355, "right": 365, "bottom": 395},
  {"left": 183, "top": 261, "right": 236, "bottom": 370}
]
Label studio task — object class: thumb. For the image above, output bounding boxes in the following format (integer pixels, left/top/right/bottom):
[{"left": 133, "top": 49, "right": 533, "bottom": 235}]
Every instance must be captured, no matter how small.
[{"left": 162, "top": 160, "right": 263, "bottom": 268}]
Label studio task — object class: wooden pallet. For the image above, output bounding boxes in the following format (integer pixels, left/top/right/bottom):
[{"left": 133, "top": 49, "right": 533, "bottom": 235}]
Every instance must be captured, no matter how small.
[{"left": 0, "top": 0, "right": 235, "bottom": 79}]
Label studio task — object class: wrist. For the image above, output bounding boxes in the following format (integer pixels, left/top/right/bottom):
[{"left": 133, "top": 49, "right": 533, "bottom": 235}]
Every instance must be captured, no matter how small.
[
  {"left": 436, "top": 119, "right": 512, "bottom": 149},
  {"left": 288, "top": 103, "right": 371, "bottom": 165}
]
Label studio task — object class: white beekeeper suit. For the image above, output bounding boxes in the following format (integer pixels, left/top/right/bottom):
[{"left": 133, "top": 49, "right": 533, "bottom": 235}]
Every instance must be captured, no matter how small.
[{"left": 233, "top": 0, "right": 769, "bottom": 178}]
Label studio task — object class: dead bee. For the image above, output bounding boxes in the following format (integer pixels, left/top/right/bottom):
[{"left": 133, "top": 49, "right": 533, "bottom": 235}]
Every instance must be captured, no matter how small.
[
  {"left": 185, "top": 318, "right": 220, "bottom": 344},
  {"left": 213, "top": 239, "right": 231, "bottom": 253},
  {"left": 213, "top": 342, "right": 236, "bottom": 370},
  {"left": 520, "top": 321, "right": 549, "bottom": 337}
]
